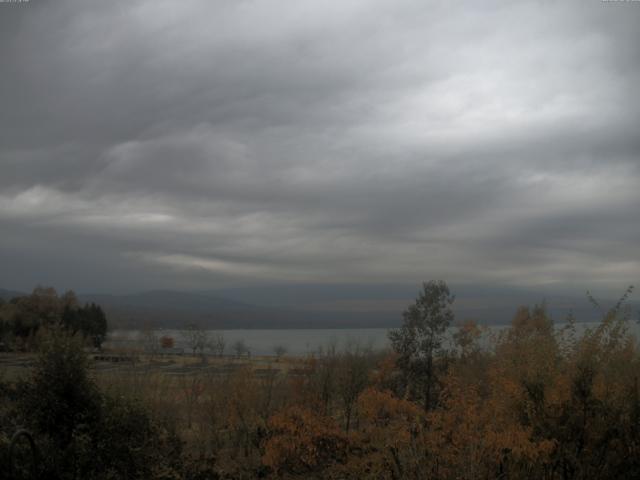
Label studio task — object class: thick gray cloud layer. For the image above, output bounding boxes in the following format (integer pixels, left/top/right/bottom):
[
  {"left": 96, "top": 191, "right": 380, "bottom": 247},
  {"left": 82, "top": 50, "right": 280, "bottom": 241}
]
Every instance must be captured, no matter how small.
[{"left": 1, "top": 0, "right": 639, "bottom": 294}]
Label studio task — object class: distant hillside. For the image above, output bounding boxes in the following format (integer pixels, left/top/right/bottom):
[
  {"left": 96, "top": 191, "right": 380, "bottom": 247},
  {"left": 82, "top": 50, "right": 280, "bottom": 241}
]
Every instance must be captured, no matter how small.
[
  {"left": 0, "top": 288, "right": 25, "bottom": 301},
  {"left": 79, "top": 287, "right": 639, "bottom": 330},
  {"left": 210, "top": 284, "right": 638, "bottom": 326},
  {"left": 80, "top": 290, "right": 251, "bottom": 313},
  {"left": 77, "top": 290, "right": 397, "bottom": 330},
  {"left": 0, "top": 287, "right": 396, "bottom": 329},
  {"left": 2, "top": 286, "right": 637, "bottom": 330}
]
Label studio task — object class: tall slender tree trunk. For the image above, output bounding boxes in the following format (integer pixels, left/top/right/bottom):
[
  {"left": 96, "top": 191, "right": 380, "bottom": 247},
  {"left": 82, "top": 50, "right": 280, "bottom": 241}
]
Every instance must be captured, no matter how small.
[{"left": 424, "top": 354, "right": 433, "bottom": 412}]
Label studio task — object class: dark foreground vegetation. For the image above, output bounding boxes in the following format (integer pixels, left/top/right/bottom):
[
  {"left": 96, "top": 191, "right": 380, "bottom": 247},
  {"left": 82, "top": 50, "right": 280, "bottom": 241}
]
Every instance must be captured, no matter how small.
[{"left": 1, "top": 282, "right": 639, "bottom": 479}]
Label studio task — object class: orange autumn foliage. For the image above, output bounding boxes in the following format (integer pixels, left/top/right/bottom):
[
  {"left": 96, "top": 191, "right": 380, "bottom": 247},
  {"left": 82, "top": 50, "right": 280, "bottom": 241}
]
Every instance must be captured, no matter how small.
[
  {"left": 160, "top": 335, "right": 174, "bottom": 349},
  {"left": 262, "top": 406, "right": 347, "bottom": 475},
  {"left": 333, "top": 388, "right": 424, "bottom": 479},
  {"left": 424, "top": 374, "right": 556, "bottom": 479}
]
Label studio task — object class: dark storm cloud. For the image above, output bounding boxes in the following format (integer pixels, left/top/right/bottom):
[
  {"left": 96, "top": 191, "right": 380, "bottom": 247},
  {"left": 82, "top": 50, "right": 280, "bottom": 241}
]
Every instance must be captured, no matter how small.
[{"left": 1, "top": 0, "right": 639, "bottom": 294}]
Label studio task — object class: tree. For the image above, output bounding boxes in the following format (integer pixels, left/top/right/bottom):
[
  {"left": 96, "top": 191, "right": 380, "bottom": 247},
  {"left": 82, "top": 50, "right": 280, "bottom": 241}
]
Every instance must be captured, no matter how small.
[
  {"left": 19, "top": 327, "right": 101, "bottom": 453},
  {"left": 388, "top": 280, "right": 454, "bottom": 411},
  {"left": 16, "top": 326, "right": 182, "bottom": 478},
  {"left": 307, "top": 342, "right": 339, "bottom": 415},
  {"left": 181, "top": 323, "right": 209, "bottom": 357},
  {"left": 179, "top": 374, "right": 204, "bottom": 428},
  {"left": 452, "top": 319, "right": 483, "bottom": 358},
  {"left": 60, "top": 290, "right": 79, "bottom": 309},
  {"left": 211, "top": 332, "right": 225, "bottom": 357},
  {"left": 224, "top": 367, "right": 262, "bottom": 458},
  {"left": 160, "top": 335, "right": 175, "bottom": 349},
  {"left": 61, "top": 302, "right": 107, "bottom": 348},
  {"left": 84, "top": 303, "right": 107, "bottom": 349},
  {"left": 348, "top": 387, "right": 425, "bottom": 479},
  {"left": 337, "top": 342, "right": 371, "bottom": 432},
  {"left": 3, "top": 288, "right": 108, "bottom": 350},
  {"left": 263, "top": 406, "right": 347, "bottom": 475},
  {"left": 140, "top": 324, "right": 160, "bottom": 356},
  {"left": 273, "top": 345, "right": 287, "bottom": 361},
  {"left": 233, "top": 339, "right": 248, "bottom": 358}
]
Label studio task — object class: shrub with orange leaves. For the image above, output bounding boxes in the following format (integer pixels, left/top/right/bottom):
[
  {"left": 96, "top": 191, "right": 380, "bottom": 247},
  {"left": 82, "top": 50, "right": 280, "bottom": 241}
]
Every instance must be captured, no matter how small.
[
  {"left": 424, "top": 373, "right": 556, "bottom": 479},
  {"left": 262, "top": 406, "right": 347, "bottom": 475},
  {"left": 328, "top": 388, "right": 425, "bottom": 479},
  {"left": 358, "top": 387, "right": 422, "bottom": 428},
  {"left": 452, "top": 319, "right": 484, "bottom": 358},
  {"left": 160, "top": 335, "right": 175, "bottom": 349},
  {"left": 369, "top": 352, "right": 403, "bottom": 394}
]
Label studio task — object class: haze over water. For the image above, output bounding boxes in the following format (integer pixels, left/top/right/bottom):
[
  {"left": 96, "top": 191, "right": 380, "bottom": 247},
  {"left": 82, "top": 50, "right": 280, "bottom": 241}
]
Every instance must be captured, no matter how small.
[{"left": 109, "top": 321, "right": 640, "bottom": 356}]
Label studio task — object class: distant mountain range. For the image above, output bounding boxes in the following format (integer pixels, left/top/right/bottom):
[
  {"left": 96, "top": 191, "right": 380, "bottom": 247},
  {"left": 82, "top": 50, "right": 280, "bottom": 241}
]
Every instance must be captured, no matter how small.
[
  {"left": 2, "top": 286, "right": 637, "bottom": 330},
  {"left": 1, "top": 288, "right": 398, "bottom": 329},
  {"left": 0, "top": 289, "right": 25, "bottom": 301},
  {"left": 78, "top": 290, "right": 398, "bottom": 329}
]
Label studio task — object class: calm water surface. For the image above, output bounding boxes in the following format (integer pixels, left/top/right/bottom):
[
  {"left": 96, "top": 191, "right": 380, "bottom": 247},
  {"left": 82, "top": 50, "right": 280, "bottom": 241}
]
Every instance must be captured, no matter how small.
[{"left": 108, "top": 321, "right": 640, "bottom": 356}]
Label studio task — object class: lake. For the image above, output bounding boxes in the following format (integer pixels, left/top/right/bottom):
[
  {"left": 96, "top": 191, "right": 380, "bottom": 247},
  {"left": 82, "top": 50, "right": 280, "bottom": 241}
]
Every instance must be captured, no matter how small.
[
  {"left": 108, "top": 328, "right": 391, "bottom": 356},
  {"left": 107, "top": 321, "right": 640, "bottom": 356}
]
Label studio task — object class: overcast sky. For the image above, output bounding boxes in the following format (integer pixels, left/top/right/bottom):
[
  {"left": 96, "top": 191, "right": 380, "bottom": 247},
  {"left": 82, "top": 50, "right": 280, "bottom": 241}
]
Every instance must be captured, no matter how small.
[{"left": 1, "top": 0, "right": 639, "bottom": 298}]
